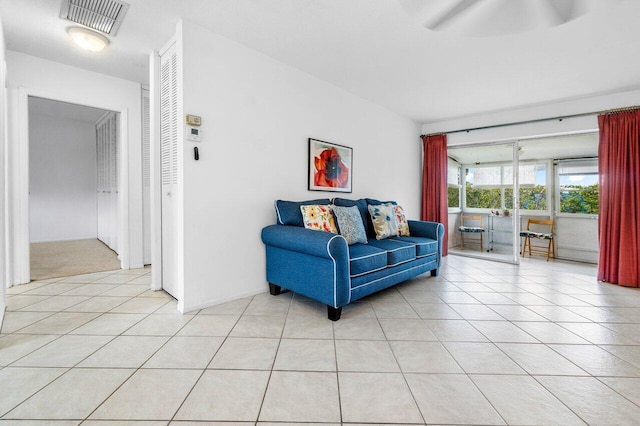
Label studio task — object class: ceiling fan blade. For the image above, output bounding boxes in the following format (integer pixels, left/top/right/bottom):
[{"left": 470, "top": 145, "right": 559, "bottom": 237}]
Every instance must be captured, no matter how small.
[
  {"left": 425, "top": 0, "right": 483, "bottom": 31},
  {"left": 540, "top": 0, "right": 591, "bottom": 27},
  {"left": 545, "top": 0, "right": 576, "bottom": 24}
]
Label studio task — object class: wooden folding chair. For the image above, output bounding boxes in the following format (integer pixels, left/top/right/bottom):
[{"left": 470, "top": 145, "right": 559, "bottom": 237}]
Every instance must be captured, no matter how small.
[
  {"left": 520, "top": 218, "right": 555, "bottom": 261},
  {"left": 458, "top": 215, "right": 485, "bottom": 251}
]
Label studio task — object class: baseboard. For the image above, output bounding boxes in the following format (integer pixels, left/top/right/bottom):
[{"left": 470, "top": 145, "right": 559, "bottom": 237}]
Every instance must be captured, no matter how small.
[
  {"left": 127, "top": 263, "right": 145, "bottom": 270},
  {"left": 180, "top": 287, "right": 268, "bottom": 314},
  {"left": 0, "top": 304, "right": 5, "bottom": 332}
]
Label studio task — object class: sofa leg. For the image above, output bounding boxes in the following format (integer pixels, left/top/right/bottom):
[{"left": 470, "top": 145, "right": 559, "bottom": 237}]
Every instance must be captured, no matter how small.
[
  {"left": 431, "top": 268, "right": 440, "bottom": 277},
  {"left": 327, "top": 306, "right": 342, "bottom": 321},
  {"left": 269, "top": 283, "right": 282, "bottom": 296}
]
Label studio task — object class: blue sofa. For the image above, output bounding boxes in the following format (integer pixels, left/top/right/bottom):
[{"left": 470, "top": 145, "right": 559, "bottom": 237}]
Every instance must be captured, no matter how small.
[{"left": 261, "top": 198, "right": 444, "bottom": 320}]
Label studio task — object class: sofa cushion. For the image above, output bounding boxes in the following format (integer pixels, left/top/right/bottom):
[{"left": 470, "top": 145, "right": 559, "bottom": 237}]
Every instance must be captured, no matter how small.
[
  {"left": 300, "top": 205, "right": 338, "bottom": 233},
  {"left": 332, "top": 205, "right": 368, "bottom": 245},
  {"left": 368, "top": 204, "right": 399, "bottom": 240},
  {"left": 348, "top": 244, "right": 387, "bottom": 277},
  {"left": 392, "top": 236, "right": 438, "bottom": 258},
  {"left": 275, "top": 199, "right": 331, "bottom": 227},
  {"left": 393, "top": 205, "right": 410, "bottom": 236},
  {"left": 333, "top": 198, "right": 372, "bottom": 236},
  {"left": 368, "top": 238, "right": 416, "bottom": 267}
]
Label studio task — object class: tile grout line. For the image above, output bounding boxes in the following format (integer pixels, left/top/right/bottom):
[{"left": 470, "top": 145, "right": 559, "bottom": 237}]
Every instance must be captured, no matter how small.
[
  {"left": 374, "top": 291, "right": 427, "bottom": 425},
  {"left": 82, "top": 291, "right": 220, "bottom": 423},
  {"left": 253, "top": 292, "right": 293, "bottom": 423}
]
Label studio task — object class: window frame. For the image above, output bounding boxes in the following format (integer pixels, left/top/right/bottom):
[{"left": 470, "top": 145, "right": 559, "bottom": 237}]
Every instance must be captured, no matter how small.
[
  {"left": 447, "top": 157, "right": 462, "bottom": 213},
  {"left": 462, "top": 160, "right": 551, "bottom": 216},
  {"left": 555, "top": 158, "right": 599, "bottom": 218}
]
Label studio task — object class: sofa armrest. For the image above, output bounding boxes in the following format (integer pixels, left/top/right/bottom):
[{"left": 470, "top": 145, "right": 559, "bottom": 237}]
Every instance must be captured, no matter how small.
[
  {"left": 261, "top": 225, "right": 348, "bottom": 259},
  {"left": 408, "top": 220, "right": 444, "bottom": 240},
  {"left": 261, "top": 224, "right": 350, "bottom": 308},
  {"left": 408, "top": 220, "right": 445, "bottom": 269}
]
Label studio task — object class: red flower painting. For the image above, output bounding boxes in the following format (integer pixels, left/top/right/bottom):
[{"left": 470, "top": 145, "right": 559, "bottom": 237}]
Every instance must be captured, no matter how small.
[{"left": 314, "top": 147, "right": 350, "bottom": 188}]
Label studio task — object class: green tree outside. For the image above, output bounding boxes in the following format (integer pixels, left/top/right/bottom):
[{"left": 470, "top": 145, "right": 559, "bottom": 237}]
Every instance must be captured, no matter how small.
[
  {"left": 465, "top": 183, "right": 547, "bottom": 211},
  {"left": 461, "top": 182, "right": 598, "bottom": 214},
  {"left": 506, "top": 186, "right": 547, "bottom": 210},
  {"left": 560, "top": 184, "right": 599, "bottom": 214},
  {"left": 465, "top": 182, "right": 501, "bottom": 209},
  {"left": 448, "top": 187, "right": 460, "bottom": 208}
]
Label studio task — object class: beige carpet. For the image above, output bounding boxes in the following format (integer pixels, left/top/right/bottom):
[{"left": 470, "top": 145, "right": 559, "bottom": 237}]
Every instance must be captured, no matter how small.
[{"left": 30, "top": 238, "right": 121, "bottom": 281}]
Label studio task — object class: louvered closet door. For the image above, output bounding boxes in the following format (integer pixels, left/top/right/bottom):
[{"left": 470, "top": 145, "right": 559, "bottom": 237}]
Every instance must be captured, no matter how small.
[
  {"left": 96, "top": 112, "right": 119, "bottom": 254},
  {"left": 142, "top": 89, "right": 152, "bottom": 265},
  {"left": 160, "top": 43, "right": 178, "bottom": 298},
  {"left": 110, "top": 114, "right": 119, "bottom": 254},
  {"left": 96, "top": 120, "right": 108, "bottom": 246}
]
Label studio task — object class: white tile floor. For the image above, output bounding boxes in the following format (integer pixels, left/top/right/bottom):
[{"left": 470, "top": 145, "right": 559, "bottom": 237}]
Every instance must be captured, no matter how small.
[{"left": 2, "top": 257, "right": 640, "bottom": 425}]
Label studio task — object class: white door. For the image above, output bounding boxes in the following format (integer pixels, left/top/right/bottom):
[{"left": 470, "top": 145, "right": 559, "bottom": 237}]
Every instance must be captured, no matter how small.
[
  {"left": 160, "top": 43, "right": 178, "bottom": 298},
  {"left": 96, "top": 121, "right": 108, "bottom": 245},
  {"left": 95, "top": 111, "right": 119, "bottom": 253},
  {"left": 142, "top": 89, "right": 152, "bottom": 265}
]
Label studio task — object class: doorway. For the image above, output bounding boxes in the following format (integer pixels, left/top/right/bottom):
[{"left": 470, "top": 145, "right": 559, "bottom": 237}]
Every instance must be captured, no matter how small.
[
  {"left": 447, "top": 132, "right": 599, "bottom": 264},
  {"left": 28, "top": 97, "right": 122, "bottom": 280},
  {"left": 448, "top": 142, "right": 520, "bottom": 263}
]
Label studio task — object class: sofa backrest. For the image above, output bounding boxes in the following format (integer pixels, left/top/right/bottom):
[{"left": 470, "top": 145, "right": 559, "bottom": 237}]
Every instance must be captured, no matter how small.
[
  {"left": 275, "top": 197, "right": 399, "bottom": 239},
  {"left": 332, "top": 198, "right": 395, "bottom": 238},
  {"left": 274, "top": 199, "right": 331, "bottom": 227}
]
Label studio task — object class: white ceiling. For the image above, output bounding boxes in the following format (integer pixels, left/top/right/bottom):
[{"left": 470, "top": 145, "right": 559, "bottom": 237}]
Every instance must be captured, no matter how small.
[
  {"left": 29, "top": 96, "right": 110, "bottom": 123},
  {"left": 2, "top": 0, "right": 639, "bottom": 123}
]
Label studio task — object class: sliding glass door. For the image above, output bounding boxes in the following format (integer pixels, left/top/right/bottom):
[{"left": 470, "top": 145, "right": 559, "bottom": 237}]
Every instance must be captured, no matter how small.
[{"left": 447, "top": 142, "right": 520, "bottom": 263}]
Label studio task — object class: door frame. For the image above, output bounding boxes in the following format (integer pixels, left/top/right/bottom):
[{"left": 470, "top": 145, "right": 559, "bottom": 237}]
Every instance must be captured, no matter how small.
[
  {"left": 448, "top": 140, "right": 521, "bottom": 264},
  {"left": 149, "top": 50, "right": 163, "bottom": 293},
  {"left": 13, "top": 87, "right": 130, "bottom": 284}
]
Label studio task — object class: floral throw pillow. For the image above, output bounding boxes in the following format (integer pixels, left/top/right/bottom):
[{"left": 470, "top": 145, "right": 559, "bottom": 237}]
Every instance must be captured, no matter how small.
[
  {"left": 300, "top": 205, "right": 338, "bottom": 234},
  {"left": 331, "top": 205, "right": 368, "bottom": 245},
  {"left": 368, "top": 203, "right": 398, "bottom": 240},
  {"left": 394, "top": 205, "right": 411, "bottom": 236}
]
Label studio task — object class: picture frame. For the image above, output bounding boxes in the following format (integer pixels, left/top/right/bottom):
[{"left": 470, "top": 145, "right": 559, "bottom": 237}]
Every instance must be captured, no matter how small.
[{"left": 308, "top": 138, "right": 353, "bottom": 193}]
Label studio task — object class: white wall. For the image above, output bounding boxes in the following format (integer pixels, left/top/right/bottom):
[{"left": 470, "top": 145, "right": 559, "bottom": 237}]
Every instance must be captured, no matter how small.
[
  {"left": 554, "top": 216, "right": 598, "bottom": 263},
  {"left": 172, "top": 20, "right": 421, "bottom": 311},
  {"left": 6, "top": 51, "right": 144, "bottom": 285},
  {"left": 28, "top": 112, "right": 97, "bottom": 242},
  {"left": 0, "top": 19, "right": 7, "bottom": 325}
]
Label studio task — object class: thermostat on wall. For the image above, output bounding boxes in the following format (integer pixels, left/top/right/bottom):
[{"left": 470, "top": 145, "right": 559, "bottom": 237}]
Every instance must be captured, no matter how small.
[{"left": 185, "top": 125, "right": 201, "bottom": 142}]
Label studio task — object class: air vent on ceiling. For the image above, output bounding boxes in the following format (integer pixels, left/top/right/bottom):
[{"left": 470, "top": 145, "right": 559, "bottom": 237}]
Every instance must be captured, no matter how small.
[{"left": 59, "top": 0, "right": 130, "bottom": 36}]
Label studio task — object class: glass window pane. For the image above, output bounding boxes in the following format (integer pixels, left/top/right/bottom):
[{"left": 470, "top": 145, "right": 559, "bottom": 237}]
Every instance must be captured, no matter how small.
[
  {"left": 558, "top": 160, "right": 598, "bottom": 214},
  {"left": 471, "top": 166, "right": 501, "bottom": 187},
  {"left": 504, "top": 164, "right": 539, "bottom": 186},
  {"left": 505, "top": 163, "right": 547, "bottom": 211},
  {"left": 520, "top": 163, "right": 547, "bottom": 210},
  {"left": 466, "top": 166, "right": 503, "bottom": 209},
  {"left": 519, "top": 186, "right": 547, "bottom": 210},
  {"left": 448, "top": 186, "right": 460, "bottom": 208},
  {"left": 466, "top": 182, "right": 501, "bottom": 208},
  {"left": 505, "top": 188, "right": 513, "bottom": 209},
  {"left": 448, "top": 158, "right": 460, "bottom": 185}
]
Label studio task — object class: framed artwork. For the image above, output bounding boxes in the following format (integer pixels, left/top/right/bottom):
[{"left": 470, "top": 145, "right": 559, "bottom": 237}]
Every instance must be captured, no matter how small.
[{"left": 308, "top": 138, "right": 353, "bottom": 193}]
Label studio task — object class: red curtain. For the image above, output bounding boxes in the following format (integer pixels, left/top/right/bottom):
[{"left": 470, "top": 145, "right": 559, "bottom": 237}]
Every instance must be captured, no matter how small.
[
  {"left": 598, "top": 110, "right": 640, "bottom": 286},
  {"left": 421, "top": 134, "right": 448, "bottom": 256}
]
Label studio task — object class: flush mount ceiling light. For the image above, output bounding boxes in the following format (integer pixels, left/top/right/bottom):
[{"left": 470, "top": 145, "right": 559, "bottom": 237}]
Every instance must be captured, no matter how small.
[{"left": 66, "top": 26, "right": 109, "bottom": 52}]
